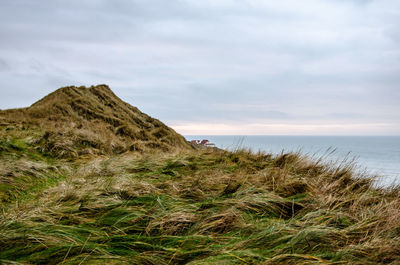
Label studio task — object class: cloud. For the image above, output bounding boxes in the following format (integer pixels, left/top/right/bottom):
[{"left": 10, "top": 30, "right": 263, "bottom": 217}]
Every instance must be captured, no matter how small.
[
  {"left": 171, "top": 121, "right": 399, "bottom": 136},
  {"left": 0, "top": 0, "right": 399, "bottom": 134},
  {"left": 0, "top": 58, "right": 10, "bottom": 72}
]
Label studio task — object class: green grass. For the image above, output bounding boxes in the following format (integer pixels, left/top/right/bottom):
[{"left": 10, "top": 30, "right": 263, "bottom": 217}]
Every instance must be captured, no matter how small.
[
  {"left": 1, "top": 146, "right": 399, "bottom": 264},
  {"left": 0, "top": 85, "right": 399, "bottom": 264},
  {"left": 0, "top": 134, "right": 72, "bottom": 204}
]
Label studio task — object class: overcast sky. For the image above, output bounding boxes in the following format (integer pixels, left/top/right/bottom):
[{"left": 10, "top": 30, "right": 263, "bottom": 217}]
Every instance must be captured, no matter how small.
[{"left": 0, "top": 0, "right": 399, "bottom": 135}]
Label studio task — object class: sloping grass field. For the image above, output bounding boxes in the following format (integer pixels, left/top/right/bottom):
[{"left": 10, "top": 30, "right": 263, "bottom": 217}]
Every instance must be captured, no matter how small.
[
  {"left": 1, "top": 131, "right": 399, "bottom": 264},
  {"left": 0, "top": 85, "right": 399, "bottom": 264}
]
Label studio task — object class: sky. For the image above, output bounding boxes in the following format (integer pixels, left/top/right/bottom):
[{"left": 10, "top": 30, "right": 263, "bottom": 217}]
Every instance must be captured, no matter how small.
[{"left": 0, "top": 0, "right": 399, "bottom": 135}]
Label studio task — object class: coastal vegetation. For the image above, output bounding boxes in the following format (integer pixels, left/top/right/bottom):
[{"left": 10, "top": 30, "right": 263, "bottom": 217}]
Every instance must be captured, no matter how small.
[{"left": 0, "top": 85, "right": 399, "bottom": 264}]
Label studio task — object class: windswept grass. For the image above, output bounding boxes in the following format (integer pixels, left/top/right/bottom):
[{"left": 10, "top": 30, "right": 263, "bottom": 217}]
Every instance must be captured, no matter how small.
[
  {"left": 1, "top": 148, "right": 399, "bottom": 264},
  {"left": 0, "top": 125, "right": 72, "bottom": 204},
  {"left": 0, "top": 85, "right": 399, "bottom": 264},
  {"left": 0, "top": 85, "right": 190, "bottom": 157}
]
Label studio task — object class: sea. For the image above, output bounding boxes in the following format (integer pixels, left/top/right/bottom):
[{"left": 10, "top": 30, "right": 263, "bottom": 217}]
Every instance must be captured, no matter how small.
[{"left": 185, "top": 135, "right": 400, "bottom": 187}]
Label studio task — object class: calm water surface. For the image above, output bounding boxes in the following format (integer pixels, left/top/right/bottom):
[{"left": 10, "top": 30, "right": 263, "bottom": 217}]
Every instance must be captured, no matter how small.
[{"left": 185, "top": 136, "right": 400, "bottom": 186}]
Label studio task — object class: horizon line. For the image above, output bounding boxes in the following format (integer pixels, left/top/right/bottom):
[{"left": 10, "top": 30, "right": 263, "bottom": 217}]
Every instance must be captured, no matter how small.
[{"left": 182, "top": 134, "right": 400, "bottom": 137}]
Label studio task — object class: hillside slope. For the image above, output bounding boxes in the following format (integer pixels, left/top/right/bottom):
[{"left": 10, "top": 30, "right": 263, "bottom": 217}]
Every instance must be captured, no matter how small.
[
  {"left": 0, "top": 85, "right": 190, "bottom": 157},
  {"left": 0, "top": 85, "right": 399, "bottom": 264},
  {"left": 1, "top": 147, "right": 399, "bottom": 264}
]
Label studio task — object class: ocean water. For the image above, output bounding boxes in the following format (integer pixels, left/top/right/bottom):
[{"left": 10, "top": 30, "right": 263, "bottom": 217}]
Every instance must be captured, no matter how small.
[{"left": 185, "top": 135, "right": 400, "bottom": 186}]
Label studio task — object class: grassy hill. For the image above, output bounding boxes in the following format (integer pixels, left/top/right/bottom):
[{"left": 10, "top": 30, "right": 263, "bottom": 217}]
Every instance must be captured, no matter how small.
[
  {"left": 0, "top": 85, "right": 399, "bottom": 264},
  {"left": 0, "top": 85, "right": 189, "bottom": 157}
]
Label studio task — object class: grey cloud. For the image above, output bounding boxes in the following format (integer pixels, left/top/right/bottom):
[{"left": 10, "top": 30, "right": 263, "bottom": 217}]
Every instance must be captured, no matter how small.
[
  {"left": 332, "top": 0, "right": 373, "bottom": 5},
  {"left": 0, "top": 0, "right": 399, "bottom": 134},
  {"left": 0, "top": 58, "right": 10, "bottom": 72}
]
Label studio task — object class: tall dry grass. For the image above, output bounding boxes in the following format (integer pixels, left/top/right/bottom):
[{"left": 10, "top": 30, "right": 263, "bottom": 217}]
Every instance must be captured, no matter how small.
[
  {"left": 0, "top": 147, "right": 398, "bottom": 264},
  {"left": 0, "top": 85, "right": 191, "bottom": 158},
  {"left": 0, "top": 85, "right": 399, "bottom": 264}
]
